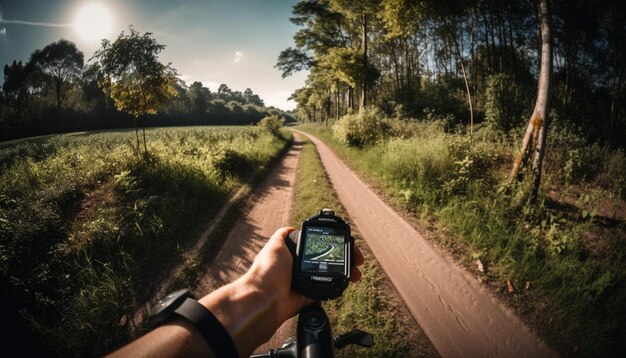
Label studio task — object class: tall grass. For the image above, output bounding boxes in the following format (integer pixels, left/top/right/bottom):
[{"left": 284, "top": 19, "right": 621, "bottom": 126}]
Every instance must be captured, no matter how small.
[
  {"left": 298, "top": 121, "right": 626, "bottom": 356},
  {"left": 0, "top": 126, "right": 288, "bottom": 356}
]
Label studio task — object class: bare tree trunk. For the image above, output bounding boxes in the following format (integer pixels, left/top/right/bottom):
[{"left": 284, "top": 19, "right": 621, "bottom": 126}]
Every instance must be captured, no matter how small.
[
  {"left": 335, "top": 87, "right": 340, "bottom": 121},
  {"left": 348, "top": 87, "right": 354, "bottom": 112},
  {"left": 360, "top": 13, "right": 368, "bottom": 110},
  {"left": 510, "top": 0, "right": 552, "bottom": 202},
  {"left": 444, "top": 20, "right": 474, "bottom": 138},
  {"left": 133, "top": 117, "right": 140, "bottom": 151}
]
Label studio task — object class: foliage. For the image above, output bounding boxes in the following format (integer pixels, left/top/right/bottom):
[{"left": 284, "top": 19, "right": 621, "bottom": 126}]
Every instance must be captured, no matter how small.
[
  {"left": 257, "top": 114, "right": 285, "bottom": 136},
  {"left": 28, "top": 39, "right": 85, "bottom": 111},
  {"left": 283, "top": 0, "right": 626, "bottom": 148},
  {"left": 332, "top": 108, "right": 390, "bottom": 147},
  {"left": 485, "top": 73, "right": 530, "bottom": 133},
  {"left": 0, "top": 127, "right": 287, "bottom": 356},
  {"left": 92, "top": 28, "right": 177, "bottom": 119}
]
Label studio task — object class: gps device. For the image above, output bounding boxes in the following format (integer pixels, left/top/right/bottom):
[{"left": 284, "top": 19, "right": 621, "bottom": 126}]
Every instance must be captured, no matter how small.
[{"left": 291, "top": 209, "right": 353, "bottom": 300}]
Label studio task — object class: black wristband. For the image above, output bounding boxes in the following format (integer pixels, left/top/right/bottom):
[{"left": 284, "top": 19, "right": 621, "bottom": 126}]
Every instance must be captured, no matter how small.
[{"left": 173, "top": 298, "right": 239, "bottom": 358}]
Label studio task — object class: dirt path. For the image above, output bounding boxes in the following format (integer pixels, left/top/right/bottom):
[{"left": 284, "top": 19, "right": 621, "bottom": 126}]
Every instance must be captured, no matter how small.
[
  {"left": 297, "top": 130, "right": 557, "bottom": 358},
  {"left": 195, "top": 135, "right": 303, "bottom": 354}
]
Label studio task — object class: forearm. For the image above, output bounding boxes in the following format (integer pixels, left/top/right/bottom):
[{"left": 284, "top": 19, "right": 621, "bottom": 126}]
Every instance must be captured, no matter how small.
[
  {"left": 108, "top": 274, "right": 281, "bottom": 358},
  {"left": 198, "top": 272, "right": 283, "bottom": 356}
]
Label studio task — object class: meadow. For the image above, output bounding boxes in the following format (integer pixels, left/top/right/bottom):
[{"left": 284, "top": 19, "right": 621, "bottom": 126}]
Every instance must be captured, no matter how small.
[
  {"left": 0, "top": 126, "right": 288, "bottom": 356},
  {"left": 299, "top": 117, "right": 626, "bottom": 356}
]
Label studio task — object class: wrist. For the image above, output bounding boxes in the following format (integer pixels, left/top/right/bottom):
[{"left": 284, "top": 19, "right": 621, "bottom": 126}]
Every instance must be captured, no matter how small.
[{"left": 198, "top": 274, "right": 280, "bottom": 357}]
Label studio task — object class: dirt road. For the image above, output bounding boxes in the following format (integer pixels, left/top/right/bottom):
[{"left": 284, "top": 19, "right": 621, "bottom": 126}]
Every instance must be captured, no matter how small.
[
  {"left": 196, "top": 136, "right": 303, "bottom": 354},
  {"left": 297, "top": 130, "right": 556, "bottom": 358}
]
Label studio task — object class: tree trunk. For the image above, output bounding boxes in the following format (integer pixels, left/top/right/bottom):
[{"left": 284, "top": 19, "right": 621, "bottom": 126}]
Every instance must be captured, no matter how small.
[
  {"left": 348, "top": 87, "right": 354, "bottom": 112},
  {"left": 133, "top": 117, "right": 140, "bottom": 151},
  {"left": 335, "top": 87, "right": 340, "bottom": 122},
  {"left": 445, "top": 20, "right": 474, "bottom": 138},
  {"left": 141, "top": 117, "right": 148, "bottom": 155},
  {"left": 510, "top": 0, "right": 552, "bottom": 202},
  {"left": 360, "top": 13, "right": 368, "bottom": 110}
]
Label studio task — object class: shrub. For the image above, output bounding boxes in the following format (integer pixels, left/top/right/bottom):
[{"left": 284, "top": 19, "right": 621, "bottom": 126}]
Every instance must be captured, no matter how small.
[
  {"left": 485, "top": 73, "right": 529, "bottom": 133},
  {"left": 257, "top": 114, "right": 285, "bottom": 136},
  {"left": 332, "top": 108, "right": 390, "bottom": 147}
]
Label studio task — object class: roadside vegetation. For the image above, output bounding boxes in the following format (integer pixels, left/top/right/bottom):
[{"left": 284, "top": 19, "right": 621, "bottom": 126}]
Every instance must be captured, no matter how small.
[
  {"left": 291, "top": 134, "right": 438, "bottom": 357},
  {"left": 298, "top": 113, "right": 626, "bottom": 356},
  {"left": 0, "top": 126, "right": 288, "bottom": 356}
]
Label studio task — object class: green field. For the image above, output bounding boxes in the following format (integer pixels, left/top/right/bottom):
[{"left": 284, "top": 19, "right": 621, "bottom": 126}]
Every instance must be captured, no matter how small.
[{"left": 0, "top": 126, "right": 288, "bottom": 356}]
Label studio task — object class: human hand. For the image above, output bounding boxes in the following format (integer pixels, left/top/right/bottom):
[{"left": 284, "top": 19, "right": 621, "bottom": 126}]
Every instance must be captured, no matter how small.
[{"left": 246, "top": 227, "right": 365, "bottom": 329}]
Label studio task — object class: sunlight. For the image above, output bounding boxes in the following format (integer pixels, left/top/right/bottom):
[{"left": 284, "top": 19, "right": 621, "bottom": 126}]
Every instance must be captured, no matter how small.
[{"left": 73, "top": 3, "right": 112, "bottom": 42}]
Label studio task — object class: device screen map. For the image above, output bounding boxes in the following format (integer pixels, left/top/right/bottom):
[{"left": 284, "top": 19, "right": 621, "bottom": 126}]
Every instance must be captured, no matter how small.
[{"left": 301, "top": 226, "right": 347, "bottom": 275}]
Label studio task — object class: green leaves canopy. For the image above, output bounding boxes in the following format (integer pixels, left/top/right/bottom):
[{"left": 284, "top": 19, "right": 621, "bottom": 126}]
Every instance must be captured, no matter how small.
[{"left": 92, "top": 28, "right": 177, "bottom": 118}]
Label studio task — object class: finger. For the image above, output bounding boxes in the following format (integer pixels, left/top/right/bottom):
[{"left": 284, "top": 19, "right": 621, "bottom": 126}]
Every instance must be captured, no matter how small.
[
  {"left": 268, "top": 226, "right": 296, "bottom": 246},
  {"left": 354, "top": 244, "right": 365, "bottom": 266},
  {"left": 350, "top": 267, "right": 362, "bottom": 283}
]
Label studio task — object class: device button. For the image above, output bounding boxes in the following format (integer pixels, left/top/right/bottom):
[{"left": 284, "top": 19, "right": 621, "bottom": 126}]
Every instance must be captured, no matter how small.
[{"left": 305, "top": 312, "right": 326, "bottom": 330}]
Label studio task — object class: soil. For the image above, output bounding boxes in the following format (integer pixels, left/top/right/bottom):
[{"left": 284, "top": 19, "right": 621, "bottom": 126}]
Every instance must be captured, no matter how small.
[{"left": 296, "top": 130, "right": 558, "bottom": 357}]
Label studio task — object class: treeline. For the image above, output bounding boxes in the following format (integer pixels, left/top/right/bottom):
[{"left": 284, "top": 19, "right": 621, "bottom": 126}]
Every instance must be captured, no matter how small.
[
  {"left": 0, "top": 39, "right": 287, "bottom": 141},
  {"left": 279, "top": 0, "right": 626, "bottom": 148}
]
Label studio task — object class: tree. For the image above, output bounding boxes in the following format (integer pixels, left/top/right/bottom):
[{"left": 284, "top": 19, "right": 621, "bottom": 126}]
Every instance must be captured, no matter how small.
[
  {"left": 510, "top": 0, "right": 553, "bottom": 203},
  {"left": 3, "top": 60, "right": 32, "bottom": 107},
  {"left": 188, "top": 81, "right": 210, "bottom": 114},
  {"left": 92, "top": 28, "right": 177, "bottom": 153},
  {"left": 328, "top": 0, "right": 379, "bottom": 109},
  {"left": 28, "top": 39, "right": 84, "bottom": 113}
]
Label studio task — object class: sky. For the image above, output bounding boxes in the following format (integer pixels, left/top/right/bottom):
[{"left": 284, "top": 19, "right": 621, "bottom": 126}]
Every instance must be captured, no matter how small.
[{"left": 0, "top": 0, "right": 308, "bottom": 110}]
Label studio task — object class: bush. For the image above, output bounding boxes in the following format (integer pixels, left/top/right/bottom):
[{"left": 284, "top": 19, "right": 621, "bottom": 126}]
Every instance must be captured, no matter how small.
[
  {"left": 485, "top": 73, "right": 529, "bottom": 133},
  {"left": 332, "top": 108, "right": 390, "bottom": 147},
  {"left": 257, "top": 114, "right": 285, "bottom": 136}
]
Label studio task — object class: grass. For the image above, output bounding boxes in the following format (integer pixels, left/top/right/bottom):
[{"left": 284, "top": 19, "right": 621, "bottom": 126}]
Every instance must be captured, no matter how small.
[
  {"left": 297, "top": 121, "right": 626, "bottom": 357},
  {"left": 290, "top": 132, "right": 437, "bottom": 357},
  {"left": 0, "top": 126, "right": 289, "bottom": 356}
]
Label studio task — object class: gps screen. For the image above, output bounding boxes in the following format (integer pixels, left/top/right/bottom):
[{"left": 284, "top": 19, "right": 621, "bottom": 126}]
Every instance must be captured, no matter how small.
[{"left": 301, "top": 226, "right": 347, "bottom": 275}]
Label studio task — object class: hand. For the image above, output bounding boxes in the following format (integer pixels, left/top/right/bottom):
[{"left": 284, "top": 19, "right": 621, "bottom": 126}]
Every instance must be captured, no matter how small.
[{"left": 245, "top": 227, "right": 365, "bottom": 326}]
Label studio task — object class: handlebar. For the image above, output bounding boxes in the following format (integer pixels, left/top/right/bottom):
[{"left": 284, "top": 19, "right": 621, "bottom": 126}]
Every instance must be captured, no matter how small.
[{"left": 250, "top": 303, "right": 373, "bottom": 358}]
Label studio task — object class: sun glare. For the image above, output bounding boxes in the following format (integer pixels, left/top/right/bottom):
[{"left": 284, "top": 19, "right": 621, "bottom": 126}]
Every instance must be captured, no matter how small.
[{"left": 74, "top": 3, "right": 112, "bottom": 42}]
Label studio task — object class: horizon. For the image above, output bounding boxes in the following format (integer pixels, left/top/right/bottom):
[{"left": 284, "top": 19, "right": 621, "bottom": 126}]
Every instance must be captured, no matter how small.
[{"left": 0, "top": 0, "right": 308, "bottom": 110}]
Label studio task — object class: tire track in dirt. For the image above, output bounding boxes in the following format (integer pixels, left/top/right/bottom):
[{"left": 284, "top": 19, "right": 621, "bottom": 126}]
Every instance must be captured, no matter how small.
[
  {"left": 195, "top": 135, "right": 303, "bottom": 355},
  {"left": 297, "top": 130, "right": 556, "bottom": 358}
]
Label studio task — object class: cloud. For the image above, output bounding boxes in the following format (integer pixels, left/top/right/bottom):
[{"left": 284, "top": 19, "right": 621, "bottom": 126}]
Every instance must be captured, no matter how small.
[
  {"left": 0, "top": 19, "right": 73, "bottom": 28},
  {"left": 234, "top": 50, "right": 244, "bottom": 63}
]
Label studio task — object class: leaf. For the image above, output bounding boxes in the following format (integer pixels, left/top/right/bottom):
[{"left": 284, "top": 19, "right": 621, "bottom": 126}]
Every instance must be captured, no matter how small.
[
  {"left": 476, "top": 259, "right": 485, "bottom": 273},
  {"left": 525, "top": 280, "right": 531, "bottom": 290},
  {"left": 582, "top": 209, "right": 588, "bottom": 218},
  {"left": 506, "top": 277, "right": 515, "bottom": 293}
]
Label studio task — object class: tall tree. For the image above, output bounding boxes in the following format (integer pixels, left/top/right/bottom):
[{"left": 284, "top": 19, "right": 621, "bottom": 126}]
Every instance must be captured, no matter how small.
[
  {"left": 92, "top": 28, "right": 177, "bottom": 154},
  {"left": 188, "top": 81, "right": 210, "bottom": 114},
  {"left": 510, "top": 0, "right": 553, "bottom": 202},
  {"left": 328, "top": 0, "right": 379, "bottom": 109},
  {"left": 28, "top": 39, "right": 84, "bottom": 113}
]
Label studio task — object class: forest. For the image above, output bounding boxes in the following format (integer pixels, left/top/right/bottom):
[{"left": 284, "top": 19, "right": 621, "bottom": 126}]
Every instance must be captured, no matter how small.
[{"left": 279, "top": 0, "right": 625, "bottom": 149}]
